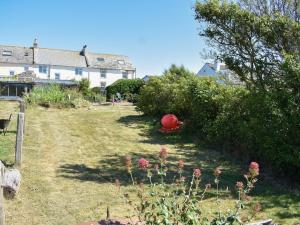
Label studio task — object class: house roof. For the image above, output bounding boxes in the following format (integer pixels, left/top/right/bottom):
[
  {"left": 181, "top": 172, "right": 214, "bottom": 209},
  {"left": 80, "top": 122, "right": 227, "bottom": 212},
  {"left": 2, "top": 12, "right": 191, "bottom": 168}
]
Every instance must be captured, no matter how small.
[
  {"left": 33, "top": 48, "right": 86, "bottom": 67},
  {"left": 206, "top": 63, "right": 215, "bottom": 70},
  {"left": 86, "top": 52, "right": 134, "bottom": 70},
  {"left": 0, "top": 45, "right": 33, "bottom": 64},
  {"left": 0, "top": 43, "right": 135, "bottom": 71}
]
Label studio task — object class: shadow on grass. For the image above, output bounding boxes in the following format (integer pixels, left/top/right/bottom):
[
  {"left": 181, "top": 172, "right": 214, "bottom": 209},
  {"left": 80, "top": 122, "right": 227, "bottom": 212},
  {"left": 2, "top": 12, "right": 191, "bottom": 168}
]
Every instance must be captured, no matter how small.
[
  {"left": 0, "top": 130, "right": 17, "bottom": 135},
  {"left": 58, "top": 113, "right": 300, "bottom": 221}
]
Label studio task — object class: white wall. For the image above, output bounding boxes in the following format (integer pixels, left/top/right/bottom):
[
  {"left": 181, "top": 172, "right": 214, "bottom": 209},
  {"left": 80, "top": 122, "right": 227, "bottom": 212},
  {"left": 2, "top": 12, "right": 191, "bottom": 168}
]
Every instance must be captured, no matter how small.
[
  {"left": 0, "top": 63, "right": 135, "bottom": 88},
  {"left": 0, "top": 63, "right": 31, "bottom": 77},
  {"left": 31, "top": 65, "right": 89, "bottom": 81},
  {"left": 88, "top": 69, "right": 135, "bottom": 88}
]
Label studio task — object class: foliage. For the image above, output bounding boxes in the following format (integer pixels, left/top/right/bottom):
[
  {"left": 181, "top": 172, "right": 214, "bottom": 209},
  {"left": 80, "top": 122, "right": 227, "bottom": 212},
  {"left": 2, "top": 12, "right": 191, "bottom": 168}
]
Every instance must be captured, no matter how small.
[
  {"left": 24, "top": 84, "right": 90, "bottom": 108},
  {"left": 195, "top": 0, "right": 300, "bottom": 92},
  {"left": 193, "top": 0, "right": 300, "bottom": 179},
  {"left": 239, "top": 0, "right": 300, "bottom": 21},
  {"left": 77, "top": 79, "right": 106, "bottom": 103},
  {"left": 136, "top": 65, "right": 196, "bottom": 117},
  {"left": 78, "top": 78, "right": 91, "bottom": 96},
  {"left": 119, "top": 148, "right": 260, "bottom": 225},
  {"left": 106, "top": 79, "right": 145, "bottom": 102},
  {"left": 137, "top": 65, "right": 300, "bottom": 180}
]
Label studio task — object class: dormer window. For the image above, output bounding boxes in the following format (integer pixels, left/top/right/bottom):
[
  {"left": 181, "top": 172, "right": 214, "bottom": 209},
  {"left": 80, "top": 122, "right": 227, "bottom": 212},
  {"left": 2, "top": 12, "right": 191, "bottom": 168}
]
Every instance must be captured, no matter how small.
[
  {"left": 2, "top": 50, "right": 12, "bottom": 56},
  {"left": 118, "top": 60, "right": 125, "bottom": 65},
  {"left": 97, "top": 57, "right": 105, "bottom": 62}
]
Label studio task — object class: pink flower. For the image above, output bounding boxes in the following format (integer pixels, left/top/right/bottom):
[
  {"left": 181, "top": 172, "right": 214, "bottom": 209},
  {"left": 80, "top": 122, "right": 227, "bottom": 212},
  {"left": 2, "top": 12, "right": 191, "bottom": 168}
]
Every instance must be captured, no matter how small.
[
  {"left": 159, "top": 147, "right": 168, "bottom": 160},
  {"left": 236, "top": 181, "right": 244, "bottom": 190},
  {"left": 193, "top": 168, "right": 201, "bottom": 178},
  {"left": 214, "top": 167, "right": 221, "bottom": 177},
  {"left": 249, "top": 162, "right": 259, "bottom": 177},
  {"left": 138, "top": 158, "right": 150, "bottom": 170},
  {"left": 178, "top": 160, "right": 184, "bottom": 169}
]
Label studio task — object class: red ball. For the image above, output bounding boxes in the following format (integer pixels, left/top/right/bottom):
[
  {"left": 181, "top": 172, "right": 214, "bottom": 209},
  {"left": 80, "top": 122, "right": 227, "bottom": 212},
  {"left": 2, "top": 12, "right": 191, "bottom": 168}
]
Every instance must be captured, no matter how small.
[{"left": 161, "top": 114, "right": 179, "bottom": 129}]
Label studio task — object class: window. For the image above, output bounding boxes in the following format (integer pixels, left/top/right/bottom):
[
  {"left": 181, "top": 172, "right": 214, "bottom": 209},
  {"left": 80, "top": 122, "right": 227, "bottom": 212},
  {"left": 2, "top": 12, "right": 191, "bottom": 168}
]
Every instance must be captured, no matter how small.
[
  {"left": 100, "top": 69, "right": 106, "bottom": 78},
  {"left": 24, "top": 52, "right": 29, "bottom": 56},
  {"left": 10, "top": 71, "right": 15, "bottom": 76},
  {"left": 55, "top": 73, "right": 60, "bottom": 80},
  {"left": 100, "top": 82, "right": 106, "bottom": 88},
  {"left": 118, "top": 60, "right": 125, "bottom": 65},
  {"left": 2, "top": 50, "right": 12, "bottom": 56},
  {"left": 39, "top": 65, "right": 48, "bottom": 74},
  {"left": 97, "top": 57, "right": 105, "bottom": 62},
  {"left": 24, "top": 65, "right": 29, "bottom": 71},
  {"left": 75, "top": 68, "right": 83, "bottom": 75},
  {"left": 122, "top": 71, "right": 128, "bottom": 79}
]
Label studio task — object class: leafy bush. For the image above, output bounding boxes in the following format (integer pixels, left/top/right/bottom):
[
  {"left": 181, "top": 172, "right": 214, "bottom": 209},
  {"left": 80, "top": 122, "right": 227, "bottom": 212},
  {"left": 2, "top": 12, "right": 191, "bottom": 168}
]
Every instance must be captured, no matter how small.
[
  {"left": 137, "top": 65, "right": 300, "bottom": 180},
  {"left": 77, "top": 79, "right": 106, "bottom": 103},
  {"left": 78, "top": 78, "right": 90, "bottom": 96},
  {"left": 24, "top": 84, "right": 90, "bottom": 108},
  {"left": 118, "top": 147, "right": 260, "bottom": 224},
  {"left": 137, "top": 65, "right": 195, "bottom": 116},
  {"left": 106, "top": 79, "right": 145, "bottom": 102}
]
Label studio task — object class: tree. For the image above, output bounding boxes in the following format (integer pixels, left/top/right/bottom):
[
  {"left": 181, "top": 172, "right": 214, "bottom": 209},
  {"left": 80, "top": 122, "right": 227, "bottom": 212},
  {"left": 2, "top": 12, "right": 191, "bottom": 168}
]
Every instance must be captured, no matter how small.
[
  {"left": 195, "top": 0, "right": 300, "bottom": 93},
  {"left": 239, "top": 0, "right": 300, "bottom": 22}
]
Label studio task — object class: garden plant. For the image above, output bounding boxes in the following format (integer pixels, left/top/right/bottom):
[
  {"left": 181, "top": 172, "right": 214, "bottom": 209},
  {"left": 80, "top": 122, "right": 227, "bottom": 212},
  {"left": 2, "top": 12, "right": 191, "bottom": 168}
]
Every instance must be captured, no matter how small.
[{"left": 117, "top": 147, "right": 261, "bottom": 225}]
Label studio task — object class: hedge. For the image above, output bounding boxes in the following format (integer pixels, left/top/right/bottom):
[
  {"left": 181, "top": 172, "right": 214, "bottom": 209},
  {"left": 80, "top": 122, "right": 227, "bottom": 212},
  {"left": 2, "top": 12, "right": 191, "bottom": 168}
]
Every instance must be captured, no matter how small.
[
  {"left": 137, "top": 65, "right": 300, "bottom": 181},
  {"left": 106, "top": 79, "right": 145, "bottom": 102}
]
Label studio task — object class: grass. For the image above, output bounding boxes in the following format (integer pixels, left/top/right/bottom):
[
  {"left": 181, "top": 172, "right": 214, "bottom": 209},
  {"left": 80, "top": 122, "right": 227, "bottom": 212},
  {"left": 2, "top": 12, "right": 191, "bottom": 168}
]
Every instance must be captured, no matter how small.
[
  {"left": 0, "top": 102, "right": 19, "bottom": 165},
  {"left": 0, "top": 103, "right": 299, "bottom": 225}
]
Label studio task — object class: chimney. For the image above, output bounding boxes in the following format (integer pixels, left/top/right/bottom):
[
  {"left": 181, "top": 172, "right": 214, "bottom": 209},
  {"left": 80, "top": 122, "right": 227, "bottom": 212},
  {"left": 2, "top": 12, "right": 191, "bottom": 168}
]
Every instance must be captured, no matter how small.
[
  {"left": 80, "top": 45, "right": 87, "bottom": 56},
  {"left": 33, "top": 38, "right": 38, "bottom": 48}
]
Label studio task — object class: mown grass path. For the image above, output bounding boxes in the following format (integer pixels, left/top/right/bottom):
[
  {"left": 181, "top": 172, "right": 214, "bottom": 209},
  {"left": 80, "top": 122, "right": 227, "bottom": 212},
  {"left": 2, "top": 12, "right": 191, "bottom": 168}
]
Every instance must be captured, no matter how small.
[{"left": 2, "top": 104, "right": 300, "bottom": 225}]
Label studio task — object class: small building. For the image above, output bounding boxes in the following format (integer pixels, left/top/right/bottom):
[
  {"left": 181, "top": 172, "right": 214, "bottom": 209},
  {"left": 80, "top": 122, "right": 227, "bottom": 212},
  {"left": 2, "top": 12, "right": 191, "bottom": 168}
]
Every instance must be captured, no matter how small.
[
  {"left": 197, "top": 60, "right": 240, "bottom": 84},
  {"left": 0, "top": 40, "right": 136, "bottom": 91}
]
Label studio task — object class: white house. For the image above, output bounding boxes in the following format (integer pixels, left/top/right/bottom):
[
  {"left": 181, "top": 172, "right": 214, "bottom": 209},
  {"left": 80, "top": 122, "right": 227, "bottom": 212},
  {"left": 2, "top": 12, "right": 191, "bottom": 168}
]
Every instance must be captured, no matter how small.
[
  {"left": 0, "top": 40, "right": 136, "bottom": 88},
  {"left": 197, "top": 61, "right": 230, "bottom": 77},
  {"left": 197, "top": 60, "right": 241, "bottom": 84}
]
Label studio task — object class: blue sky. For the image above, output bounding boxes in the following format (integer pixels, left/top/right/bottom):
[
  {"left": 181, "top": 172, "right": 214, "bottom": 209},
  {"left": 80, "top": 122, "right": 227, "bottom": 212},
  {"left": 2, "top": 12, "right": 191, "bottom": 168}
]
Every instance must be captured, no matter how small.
[{"left": 0, "top": 0, "right": 207, "bottom": 77}]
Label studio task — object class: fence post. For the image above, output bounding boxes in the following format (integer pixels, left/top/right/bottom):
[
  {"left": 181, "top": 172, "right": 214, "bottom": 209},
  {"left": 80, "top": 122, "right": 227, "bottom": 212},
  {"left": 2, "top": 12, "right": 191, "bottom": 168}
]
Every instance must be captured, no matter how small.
[
  {"left": 0, "top": 162, "right": 5, "bottom": 225},
  {"left": 15, "top": 113, "right": 24, "bottom": 167}
]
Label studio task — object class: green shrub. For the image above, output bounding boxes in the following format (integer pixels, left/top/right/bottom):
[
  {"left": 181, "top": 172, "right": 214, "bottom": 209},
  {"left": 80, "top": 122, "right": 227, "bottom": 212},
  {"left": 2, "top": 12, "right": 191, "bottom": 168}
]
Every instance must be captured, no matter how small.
[
  {"left": 137, "top": 65, "right": 195, "bottom": 116},
  {"left": 78, "top": 78, "right": 91, "bottom": 96},
  {"left": 137, "top": 65, "right": 300, "bottom": 180},
  {"left": 120, "top": 148, "right": 260, "bottom": 224},
  {"left": 24, "top": 84, "right": 90, "bottom": 108},
  {"left": 106, "top": 79, "right": 145, "bottom": 102}
]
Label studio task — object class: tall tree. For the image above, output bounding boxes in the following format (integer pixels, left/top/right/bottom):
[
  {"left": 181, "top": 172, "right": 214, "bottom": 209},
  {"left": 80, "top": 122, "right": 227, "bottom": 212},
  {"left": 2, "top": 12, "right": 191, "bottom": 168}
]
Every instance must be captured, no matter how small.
[
  {"left": 195, "top": 0, "right": 300, "bottom": 92},
  {"left": 239, "top": 0, "right": 300, "bottom": 21}
]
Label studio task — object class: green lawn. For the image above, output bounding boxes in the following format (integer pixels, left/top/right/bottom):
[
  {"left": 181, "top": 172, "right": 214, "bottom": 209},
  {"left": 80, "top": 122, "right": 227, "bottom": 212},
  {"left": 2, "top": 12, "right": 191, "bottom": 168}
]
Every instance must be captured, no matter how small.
[
  {"left": 0, "top": 103, "right": 299, "bottom": 225},
  {"left": 0, "top": 102, "right": 19, "bottom": 165}
]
